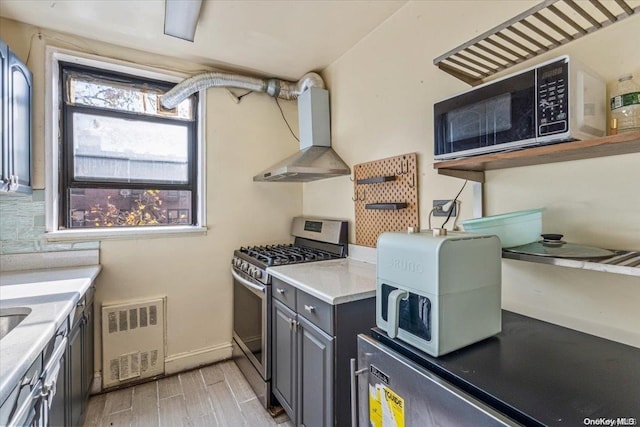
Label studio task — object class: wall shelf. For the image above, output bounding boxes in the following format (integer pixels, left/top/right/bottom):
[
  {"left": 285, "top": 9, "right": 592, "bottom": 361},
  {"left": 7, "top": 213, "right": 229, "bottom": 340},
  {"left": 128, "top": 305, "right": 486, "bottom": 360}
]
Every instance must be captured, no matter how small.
[
  {"left": 365, "top": 202, "right": 408, "bottom": 210},
  {"left": 503, "top": 249, "right": 640, "bottom": 277},
  {"left": 433, "top": 0, "right": 640, "bottom": 86},
  {"left": 356, "top": 175, "right": 396, "bottom": 185},
  {"left": 433, "top": 131, "right": 640, "bottom": 182}
]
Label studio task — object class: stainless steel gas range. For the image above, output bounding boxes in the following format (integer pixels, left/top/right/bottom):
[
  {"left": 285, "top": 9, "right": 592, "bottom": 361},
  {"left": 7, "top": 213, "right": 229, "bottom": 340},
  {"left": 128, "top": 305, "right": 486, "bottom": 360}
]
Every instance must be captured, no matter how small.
[{"left": 230, "top": 217, "right": 348, "bottom": 409}]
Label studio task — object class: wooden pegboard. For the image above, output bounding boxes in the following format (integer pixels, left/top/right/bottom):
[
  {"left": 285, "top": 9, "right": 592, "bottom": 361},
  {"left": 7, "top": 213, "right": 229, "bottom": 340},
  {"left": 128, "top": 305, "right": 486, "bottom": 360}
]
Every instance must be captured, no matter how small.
[{"left": 354, "top": 153, "right": 419, "bottom": 247}]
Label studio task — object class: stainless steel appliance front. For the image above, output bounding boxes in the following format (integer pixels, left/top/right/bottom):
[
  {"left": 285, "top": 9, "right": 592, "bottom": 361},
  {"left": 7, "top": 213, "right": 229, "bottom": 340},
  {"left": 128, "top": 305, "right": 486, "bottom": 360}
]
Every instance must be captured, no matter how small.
[
  {"left": 231, "top": 268, "right": 272, "bottom": 407},
  {"left": 353, "top": 334, "right": 516, "bottom": 426}
]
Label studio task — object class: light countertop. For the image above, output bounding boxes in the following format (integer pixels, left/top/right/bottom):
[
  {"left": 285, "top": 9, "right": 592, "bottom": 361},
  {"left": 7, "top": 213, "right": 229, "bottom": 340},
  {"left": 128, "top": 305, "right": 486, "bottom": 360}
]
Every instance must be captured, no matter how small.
[
  {"left": 268, "top": 258, "right": 376, "bottom": 305},
  {"left": 0, "top": 265, "right": 101, "bottom": 404}
]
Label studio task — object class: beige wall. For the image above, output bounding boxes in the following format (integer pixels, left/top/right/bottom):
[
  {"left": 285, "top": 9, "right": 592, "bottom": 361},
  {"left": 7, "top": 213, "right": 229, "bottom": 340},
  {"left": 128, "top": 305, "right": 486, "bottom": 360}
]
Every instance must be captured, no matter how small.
[
  {"left": 1, "top": 18, "right": 303, "bottom": 374},
  {"left": 307, "top": 1, "right": 640, "bottom": 347}
]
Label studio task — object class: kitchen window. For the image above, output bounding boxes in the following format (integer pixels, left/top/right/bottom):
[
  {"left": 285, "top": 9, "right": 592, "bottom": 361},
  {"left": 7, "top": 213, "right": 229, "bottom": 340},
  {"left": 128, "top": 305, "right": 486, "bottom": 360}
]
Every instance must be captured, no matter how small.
[{"left": 46, "top": 49, "right": 206, "bottom": 239}]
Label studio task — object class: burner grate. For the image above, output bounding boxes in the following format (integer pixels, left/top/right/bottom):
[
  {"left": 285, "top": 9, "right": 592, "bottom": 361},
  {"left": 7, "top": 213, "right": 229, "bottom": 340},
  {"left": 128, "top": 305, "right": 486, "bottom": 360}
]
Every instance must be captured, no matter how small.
[{"left": 239, "top": 244, "right": 340, "bottom": 266}]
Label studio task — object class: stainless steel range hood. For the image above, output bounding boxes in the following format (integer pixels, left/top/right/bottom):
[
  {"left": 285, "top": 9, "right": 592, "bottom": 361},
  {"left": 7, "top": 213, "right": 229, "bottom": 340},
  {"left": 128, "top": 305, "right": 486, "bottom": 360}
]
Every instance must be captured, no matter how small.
[{"left": 253, "top": 88, "right": 350, "bottom": 182}]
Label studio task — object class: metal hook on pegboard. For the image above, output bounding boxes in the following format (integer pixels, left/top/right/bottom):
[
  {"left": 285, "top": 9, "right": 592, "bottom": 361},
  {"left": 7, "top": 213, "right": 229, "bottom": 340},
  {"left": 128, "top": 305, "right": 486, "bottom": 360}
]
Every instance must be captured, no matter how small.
[
  {"left": 352, "top": 188, "right": 366, "bottom": 202},
  {"left": 397, "top": 158, "right": 408, "bottom": 175},
  {"left": 407, "top": 174, "right": 416, "bottom": 188}
]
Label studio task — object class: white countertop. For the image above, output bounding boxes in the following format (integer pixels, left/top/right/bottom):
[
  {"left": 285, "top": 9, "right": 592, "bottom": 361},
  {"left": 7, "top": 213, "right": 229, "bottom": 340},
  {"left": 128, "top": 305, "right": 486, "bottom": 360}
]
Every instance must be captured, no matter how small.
[
  {"left": 268, "top": 258, "right": 376, "bottom": 304},
  {"left": 0, "top": 265, "right": 101, "bottom": 404}
]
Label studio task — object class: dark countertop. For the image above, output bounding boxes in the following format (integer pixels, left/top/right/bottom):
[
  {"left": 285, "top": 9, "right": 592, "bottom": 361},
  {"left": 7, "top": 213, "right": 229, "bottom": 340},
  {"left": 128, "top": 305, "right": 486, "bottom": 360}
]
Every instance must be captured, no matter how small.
[{"left": 370, "top": 311, "right": 640, "bottom": 426}]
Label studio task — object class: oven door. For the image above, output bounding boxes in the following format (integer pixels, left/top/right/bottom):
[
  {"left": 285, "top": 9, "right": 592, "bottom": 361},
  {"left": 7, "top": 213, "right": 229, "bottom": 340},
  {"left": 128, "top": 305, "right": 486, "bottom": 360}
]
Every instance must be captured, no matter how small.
[{"left": 232, "top": 268, "right": 270, "bottom": 380}]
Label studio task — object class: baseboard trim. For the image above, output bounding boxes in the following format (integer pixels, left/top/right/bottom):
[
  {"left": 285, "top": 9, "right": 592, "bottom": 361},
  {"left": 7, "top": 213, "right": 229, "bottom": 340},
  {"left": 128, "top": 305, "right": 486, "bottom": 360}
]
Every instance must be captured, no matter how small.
[{"left": 164, "top": 342, "right": 233, "bottom": 375}]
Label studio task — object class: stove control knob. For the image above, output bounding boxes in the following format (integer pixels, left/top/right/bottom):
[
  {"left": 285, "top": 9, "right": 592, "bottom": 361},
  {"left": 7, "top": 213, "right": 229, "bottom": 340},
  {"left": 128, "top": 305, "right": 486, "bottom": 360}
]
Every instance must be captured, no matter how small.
[
  {"left": 254, "top": 270, "right": 263, "bottom": 279},
  {"left": 241, "top": 262, "right": 248, "bottom": 271},
  {"left": 248, "top": 266, "right": 255, "bottom": 276}
]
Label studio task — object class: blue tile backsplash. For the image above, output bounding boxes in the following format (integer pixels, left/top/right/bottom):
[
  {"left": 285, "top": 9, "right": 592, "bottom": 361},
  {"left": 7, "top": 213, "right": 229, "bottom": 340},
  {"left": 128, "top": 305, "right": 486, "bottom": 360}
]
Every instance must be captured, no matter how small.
[{"left": 0, "top": 190, "right": 99, "bottom": 254}]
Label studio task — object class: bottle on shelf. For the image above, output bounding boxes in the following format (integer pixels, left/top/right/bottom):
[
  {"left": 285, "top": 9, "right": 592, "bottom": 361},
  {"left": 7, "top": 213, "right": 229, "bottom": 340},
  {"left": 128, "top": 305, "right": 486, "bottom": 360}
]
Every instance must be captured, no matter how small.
[{"left": 610, "top": 74, "right": 640, "bottom": 134}]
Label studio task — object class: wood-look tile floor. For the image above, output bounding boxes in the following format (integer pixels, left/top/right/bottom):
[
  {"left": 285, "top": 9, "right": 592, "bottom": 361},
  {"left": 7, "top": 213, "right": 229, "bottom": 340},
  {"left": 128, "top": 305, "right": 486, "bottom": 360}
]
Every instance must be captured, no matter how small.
[{"left": 83, "top": 360, "right": 294, "bottom": 427}]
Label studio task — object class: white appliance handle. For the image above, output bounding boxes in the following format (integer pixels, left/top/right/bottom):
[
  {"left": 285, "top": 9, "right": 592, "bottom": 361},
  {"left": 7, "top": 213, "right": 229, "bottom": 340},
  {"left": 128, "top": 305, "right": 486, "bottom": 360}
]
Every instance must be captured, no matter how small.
[{"left": 387, "top": 289, "right": 408, "bottom": 339}]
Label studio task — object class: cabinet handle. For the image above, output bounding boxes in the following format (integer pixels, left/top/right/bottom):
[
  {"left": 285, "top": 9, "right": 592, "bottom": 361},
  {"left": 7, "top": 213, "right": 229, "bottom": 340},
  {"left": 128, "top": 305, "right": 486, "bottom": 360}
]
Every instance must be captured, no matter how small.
[
  {"left": 288, "top": 318, "right": 300, "bottom": 332},
  {"left": 20, "top": 372, "right": 38, "bottom": 388},
  {"left": 304, "top": 305, "right": 315, "bottom": 313},
  {"left": 276, "top": 288, "right": 286, "bottom": 295}
]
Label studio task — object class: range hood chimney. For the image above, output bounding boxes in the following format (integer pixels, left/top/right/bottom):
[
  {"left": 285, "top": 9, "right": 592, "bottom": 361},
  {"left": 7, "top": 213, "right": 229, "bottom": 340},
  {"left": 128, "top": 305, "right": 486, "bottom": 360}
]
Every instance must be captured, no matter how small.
[
  {"left": 160, "top": 71, "right": 350, "bottom": 183},
  {"left": 253, "top": 87, "right": 350, "bottom": 182}
]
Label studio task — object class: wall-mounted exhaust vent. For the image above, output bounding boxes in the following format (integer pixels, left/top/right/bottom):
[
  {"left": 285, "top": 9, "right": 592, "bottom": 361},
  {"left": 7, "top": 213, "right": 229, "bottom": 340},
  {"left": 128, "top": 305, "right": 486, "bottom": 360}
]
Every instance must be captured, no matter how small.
[
  {"left": 160, "top": 71, "right": 350, "bottom": 182},
  {"left": 101, "top": 297, "right": 165, "bottom": 389}
]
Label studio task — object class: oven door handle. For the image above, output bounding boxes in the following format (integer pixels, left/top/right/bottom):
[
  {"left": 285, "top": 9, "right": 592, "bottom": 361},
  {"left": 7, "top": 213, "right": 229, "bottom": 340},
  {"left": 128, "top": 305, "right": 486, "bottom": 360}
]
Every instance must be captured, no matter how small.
[{"left": 231, "top": 268, "right": 266, "bottom": 294}]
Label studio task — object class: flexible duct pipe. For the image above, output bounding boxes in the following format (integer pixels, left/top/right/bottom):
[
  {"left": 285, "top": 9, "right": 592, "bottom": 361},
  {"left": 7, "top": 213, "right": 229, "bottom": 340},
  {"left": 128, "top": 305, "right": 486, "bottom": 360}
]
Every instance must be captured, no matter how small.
[{"left": 160, "top": 71, "right": 325, "bottom": 109}]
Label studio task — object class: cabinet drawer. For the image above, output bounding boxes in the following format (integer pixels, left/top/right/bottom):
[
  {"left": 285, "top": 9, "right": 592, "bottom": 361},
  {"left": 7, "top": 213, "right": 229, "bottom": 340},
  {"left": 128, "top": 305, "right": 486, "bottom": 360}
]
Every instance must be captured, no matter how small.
[
  {"left": 297, "top": 291, "right": 333, "bottom": 335},
  {"left": 272, "top": 277, "right": 296, "bottom": 310}
]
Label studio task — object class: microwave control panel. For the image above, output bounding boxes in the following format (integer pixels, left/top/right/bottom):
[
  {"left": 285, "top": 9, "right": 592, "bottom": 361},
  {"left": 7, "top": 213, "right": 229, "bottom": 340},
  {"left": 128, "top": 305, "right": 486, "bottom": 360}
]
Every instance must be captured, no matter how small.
[{"left": 536, "top": 59, "right": 569, "bottom": 136}]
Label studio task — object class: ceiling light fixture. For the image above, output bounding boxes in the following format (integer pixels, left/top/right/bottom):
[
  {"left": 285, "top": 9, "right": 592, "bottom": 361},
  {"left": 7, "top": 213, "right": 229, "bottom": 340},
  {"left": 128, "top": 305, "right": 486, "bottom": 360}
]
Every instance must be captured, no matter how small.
[{"left": 164, "top": 0, "right": 203, "bottom": 42}]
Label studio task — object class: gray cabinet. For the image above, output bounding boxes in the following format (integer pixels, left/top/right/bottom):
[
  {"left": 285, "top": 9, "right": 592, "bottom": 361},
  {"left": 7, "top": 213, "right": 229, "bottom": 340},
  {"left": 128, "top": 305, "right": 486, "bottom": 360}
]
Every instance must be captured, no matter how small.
[
  {"left": 0, "top": 38, "right": 32, "bottom": 194},
  {"left": 83, "top": 298, "right": 95, "bottom": 399},
  {"left": 271, "top": 277, "right": 375, "bottom": 426},
  {"left": 47, "top": 349, "right": 66, "bottom": 427},
  {"left": 69, "top": 319, "right": 84, "bottom": 426},
  {"left": 272, "top": 299, "right": 296, "bottom": 417},
  {"left": 46, "top": 285, "right": 95, "bottom": 427},
  {"left": 297, "top": 316, "right": 333, "bottom": 427},
  {"left": 46, "top": 320, "right": 69, "bottom": 427},
  {"left": 69, "top": 285, "right": 95, "bottom": 426}
]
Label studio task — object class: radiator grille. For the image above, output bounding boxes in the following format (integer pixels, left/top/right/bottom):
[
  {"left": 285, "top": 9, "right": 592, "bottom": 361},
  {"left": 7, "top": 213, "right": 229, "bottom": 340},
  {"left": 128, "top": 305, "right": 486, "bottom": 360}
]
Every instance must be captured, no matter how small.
[{"left": 102, "top": 298, "right": 165, "bottom": 388}]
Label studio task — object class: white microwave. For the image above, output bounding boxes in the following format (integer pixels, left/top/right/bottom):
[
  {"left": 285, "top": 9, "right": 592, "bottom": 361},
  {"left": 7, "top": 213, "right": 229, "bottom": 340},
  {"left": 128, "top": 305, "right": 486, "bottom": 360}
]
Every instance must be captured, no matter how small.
[{"left": 434, "top": 55, "right": 606, "bottom": 160}]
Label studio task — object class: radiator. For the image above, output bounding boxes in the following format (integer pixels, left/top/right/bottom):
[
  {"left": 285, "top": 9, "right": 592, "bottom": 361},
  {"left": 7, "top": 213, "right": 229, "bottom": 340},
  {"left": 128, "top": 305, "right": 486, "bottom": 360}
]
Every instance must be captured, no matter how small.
[{"left": 101, "top": 297, "right": 166, "bottom": 389}]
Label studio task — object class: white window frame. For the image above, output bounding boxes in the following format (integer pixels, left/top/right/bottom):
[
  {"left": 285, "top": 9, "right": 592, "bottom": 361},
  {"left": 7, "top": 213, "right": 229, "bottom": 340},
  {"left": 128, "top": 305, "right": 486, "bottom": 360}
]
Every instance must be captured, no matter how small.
[{"left": 45, "top": 47, "right": 207, "bottom": 241}]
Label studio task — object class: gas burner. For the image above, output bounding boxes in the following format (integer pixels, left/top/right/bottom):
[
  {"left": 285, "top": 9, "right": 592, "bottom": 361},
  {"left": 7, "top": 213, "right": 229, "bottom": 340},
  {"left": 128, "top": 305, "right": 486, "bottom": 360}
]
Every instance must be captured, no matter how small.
[{"left": 240, "top": 244, "right": 339, "bottom": 266}]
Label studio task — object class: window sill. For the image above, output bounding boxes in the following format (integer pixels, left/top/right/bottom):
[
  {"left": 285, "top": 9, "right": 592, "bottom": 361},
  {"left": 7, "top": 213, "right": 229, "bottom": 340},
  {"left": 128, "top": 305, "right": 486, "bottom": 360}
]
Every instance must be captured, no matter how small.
[{"left": 45, "top": 225, "right": 208, "bottom": 242}]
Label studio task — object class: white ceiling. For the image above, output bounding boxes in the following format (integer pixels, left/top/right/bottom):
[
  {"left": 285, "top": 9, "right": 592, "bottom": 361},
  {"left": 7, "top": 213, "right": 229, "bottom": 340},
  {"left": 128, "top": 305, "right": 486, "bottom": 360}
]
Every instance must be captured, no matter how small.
[{"left": 0, "top": 0, "right": 407, "bottom": 80}]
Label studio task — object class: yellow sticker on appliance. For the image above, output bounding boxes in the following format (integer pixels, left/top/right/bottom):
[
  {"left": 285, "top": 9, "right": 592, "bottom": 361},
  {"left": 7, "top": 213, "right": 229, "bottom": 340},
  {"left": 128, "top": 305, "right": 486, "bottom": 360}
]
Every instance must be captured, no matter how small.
[{"left": 369, "top": 383, "right": 405, "bottom": 427}]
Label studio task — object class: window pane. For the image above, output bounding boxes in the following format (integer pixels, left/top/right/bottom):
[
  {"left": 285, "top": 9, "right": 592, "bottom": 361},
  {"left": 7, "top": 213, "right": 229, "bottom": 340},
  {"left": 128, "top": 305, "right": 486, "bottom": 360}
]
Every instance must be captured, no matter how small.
[
  {"left": 73, "top": 112, "right": 189, "bottom": 184},
  {"left": 65, "top": 70, "right": 194, "bottom": 120},
  {"left": 69, "top": 188, "right": 192, "bottom": 228}
]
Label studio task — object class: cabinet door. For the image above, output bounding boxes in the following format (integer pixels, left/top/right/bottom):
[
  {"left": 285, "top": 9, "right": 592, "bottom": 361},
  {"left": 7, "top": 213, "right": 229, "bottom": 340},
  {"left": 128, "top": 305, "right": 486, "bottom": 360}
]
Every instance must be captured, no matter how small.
[
  {"left": 69, "top": 320, "right": 84, "bottom": 427},
  {"left": 0, "top": 40, "right": 8, "bottom": 189},
  {"left": 297, "top": 316, "right": 334, "bottom": 427},
  {"left": 83, "top": 302, "right": 95, "bottom": 398},
  {"left": 272, "top": 299, "right": 297, "bottom": 420},
  {"left": 48, "top": 351, "right": 67, "bottom": 427},
  {"left": 7, "top": 51, "right": 32, "bottom": 193}
]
